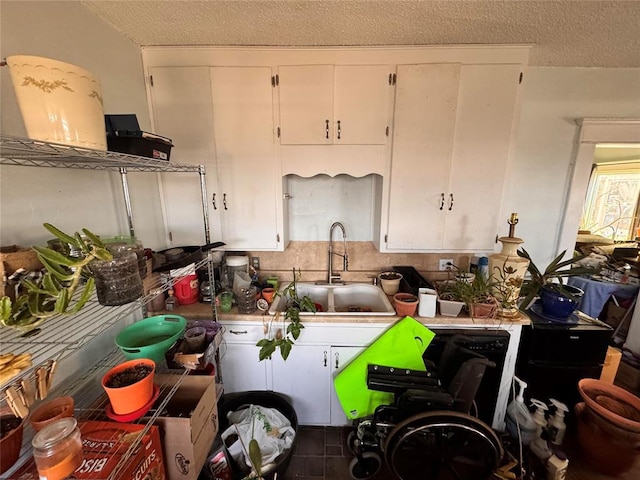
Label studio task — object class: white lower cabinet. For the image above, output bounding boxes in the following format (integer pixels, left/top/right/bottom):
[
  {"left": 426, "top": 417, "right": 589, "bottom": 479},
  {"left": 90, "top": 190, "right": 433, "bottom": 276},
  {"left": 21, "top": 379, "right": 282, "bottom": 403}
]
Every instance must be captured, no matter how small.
[
  {"left": 219, "top": 325, "right": 269, "bottom": 392},
  {"left": 271, "top": 344, "right": 332, "bottom": 425},
  {"left": 329, "top": 346, "right": 365, "bottom": 425}
]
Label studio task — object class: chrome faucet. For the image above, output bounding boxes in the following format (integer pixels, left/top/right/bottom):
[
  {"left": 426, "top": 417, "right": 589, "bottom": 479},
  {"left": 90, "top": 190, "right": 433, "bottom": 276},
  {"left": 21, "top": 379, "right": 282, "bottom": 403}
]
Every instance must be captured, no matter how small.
[{"left": 328, "top": 222, "right": 348, "bottom": 284}]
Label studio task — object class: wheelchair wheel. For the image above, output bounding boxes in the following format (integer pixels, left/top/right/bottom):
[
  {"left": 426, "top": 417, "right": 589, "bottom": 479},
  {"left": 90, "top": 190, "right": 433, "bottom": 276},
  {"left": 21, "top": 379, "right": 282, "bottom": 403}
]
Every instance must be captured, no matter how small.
[
  {"left": 347, "top": 430, "right": 359, "bottom": 454},
  {"left": 349, "top": 451, "right": 382, "bottom": 480},
  {"left": 384, "top": 410, "right": 503, "bottom": 480}
]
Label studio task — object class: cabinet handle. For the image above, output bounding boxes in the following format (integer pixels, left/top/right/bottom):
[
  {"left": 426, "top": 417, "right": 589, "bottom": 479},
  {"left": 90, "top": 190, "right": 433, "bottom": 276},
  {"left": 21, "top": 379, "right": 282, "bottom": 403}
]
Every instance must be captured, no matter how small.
[
  {"left": 212, "top": 193, "right": 217, "bottom": 210},
  {"left": 323, "top": 350, "right": 327, "bottom": 367},
  {"left": 439, "top": 193, "right": 445, "bottom": 210},
  {"left": 335, "top": 352, "right": 340, "bottom": 369},
  {"left": 223, "top": 193, "right": 228, "bottom": 210},
  {"left": 449, "top": 193, "right": 454, "bottom": 211},
  {"left": 325, "top": 120, "right": 330, "bottom": 139},
  {"left": 229, "top": 330, "right": 248, "bottom": 335},
  {"left": 337, "top": 120, "right": 341, "bottom": 140}
]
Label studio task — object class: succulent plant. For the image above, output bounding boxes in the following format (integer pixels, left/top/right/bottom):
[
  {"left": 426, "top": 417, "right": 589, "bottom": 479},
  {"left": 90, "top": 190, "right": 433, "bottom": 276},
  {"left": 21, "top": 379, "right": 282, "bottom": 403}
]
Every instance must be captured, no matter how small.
[{"left": 0, "top": 223, "right": 112, "bottom": 331}]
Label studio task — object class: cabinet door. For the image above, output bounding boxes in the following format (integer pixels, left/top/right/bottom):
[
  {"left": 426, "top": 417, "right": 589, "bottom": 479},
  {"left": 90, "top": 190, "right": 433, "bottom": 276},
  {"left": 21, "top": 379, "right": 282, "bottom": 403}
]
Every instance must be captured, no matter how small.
[
  {"left": 271, "top": 345, "right": 331, "bottom": 425},
  {"left": 329, "top": 346, "right": 364, "bottom": 425},
  {"left": 334, "top": 65, "right": 392, "bottom": 145},
  {"left": 220, "top": 342, "right": 268, "bottom": 393},
  {"left": 210, "top": 66, "right": 281, "bottom": 250},
  {"left": 445, "top": 64, "right": 522, "bottom": 250},
  {"left": 278, "top": 65, "right": 334, "bottom": 145},
  {"left": 385, "top": 63, "right": 461, "bottom": 250},
  {"left": 149, "top": 66, "right": 221, "bottom": 246}
]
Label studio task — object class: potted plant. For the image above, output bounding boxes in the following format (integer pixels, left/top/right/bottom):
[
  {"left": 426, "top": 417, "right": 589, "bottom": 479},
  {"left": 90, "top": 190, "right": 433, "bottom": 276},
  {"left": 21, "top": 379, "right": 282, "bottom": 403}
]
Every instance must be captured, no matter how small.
[
  {"left": 456, "top": 274, "right": 498, "bottom": 319},
  {"left": 257, "top": 269, "right": 316, "bottom": 361},
  {"left": 101, "top": 358, "right": 156, "bottom": 416},
  {"left": 0, "top": 408, "right": 24, "bottom": 474},
  {"left": 435, "top": 279, "right": 466, "bottom": 317},
  {"left": 517, "top": 248, "right": 599, "bottom": 318},
  {"left": 0, "top": 223, "right": 113, "bottom": 331}
]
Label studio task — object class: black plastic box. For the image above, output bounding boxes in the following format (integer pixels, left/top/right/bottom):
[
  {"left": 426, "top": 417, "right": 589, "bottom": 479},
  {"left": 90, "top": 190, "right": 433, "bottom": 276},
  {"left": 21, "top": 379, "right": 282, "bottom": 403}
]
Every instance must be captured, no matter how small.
[
  {"left": 393, "top": 266, "right": 435, "bottom": 296},
  {"left": 105, "top": 114, "right": 173, "bottom": 161}
]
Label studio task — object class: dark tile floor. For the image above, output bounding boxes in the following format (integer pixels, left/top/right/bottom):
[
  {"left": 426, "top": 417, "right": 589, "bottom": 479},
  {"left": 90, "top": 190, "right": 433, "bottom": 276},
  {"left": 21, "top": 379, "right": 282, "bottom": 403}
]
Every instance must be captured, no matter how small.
[{"left": 282, "top": 425, "right": 640, "bottom": 480}]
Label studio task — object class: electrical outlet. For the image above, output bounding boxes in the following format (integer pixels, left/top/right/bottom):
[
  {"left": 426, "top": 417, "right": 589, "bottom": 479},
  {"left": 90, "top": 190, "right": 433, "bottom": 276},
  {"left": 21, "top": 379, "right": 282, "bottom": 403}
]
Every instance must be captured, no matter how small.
[
  {"left": 439, "top": 259, "right": 454, "bottom": 271},
  {"left": 251, "top": 256, "right": 260, "bottom": 270}
]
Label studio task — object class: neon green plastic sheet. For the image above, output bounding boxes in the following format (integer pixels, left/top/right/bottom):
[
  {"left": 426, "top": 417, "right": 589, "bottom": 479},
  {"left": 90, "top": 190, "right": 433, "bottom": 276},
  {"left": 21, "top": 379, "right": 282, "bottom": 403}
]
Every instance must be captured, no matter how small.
[{"left": 333, "top": 316, "right": 435, "bottom": 420}]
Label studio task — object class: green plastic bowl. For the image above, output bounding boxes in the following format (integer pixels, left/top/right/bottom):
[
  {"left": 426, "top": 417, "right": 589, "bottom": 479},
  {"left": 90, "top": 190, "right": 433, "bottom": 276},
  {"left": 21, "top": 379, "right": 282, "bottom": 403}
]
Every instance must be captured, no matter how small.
[{"left": 115, "top": 314, "right": 187, "bottom": 364}]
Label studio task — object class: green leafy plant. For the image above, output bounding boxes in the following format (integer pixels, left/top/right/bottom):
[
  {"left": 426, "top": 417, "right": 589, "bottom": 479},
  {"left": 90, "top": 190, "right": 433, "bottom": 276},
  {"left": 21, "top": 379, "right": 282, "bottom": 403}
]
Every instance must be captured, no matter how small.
[
  {"left": 256, "top": 268, "right": 316, "bottom": 361},
  {"left": 517, "top": 248, "right": 599, "bottom": 309},
  {"left": 456, "top": 273, "right": 496, "bottom": 306},
  {"left": 0, "top": 223, "right": 112, "bottom": 331}
]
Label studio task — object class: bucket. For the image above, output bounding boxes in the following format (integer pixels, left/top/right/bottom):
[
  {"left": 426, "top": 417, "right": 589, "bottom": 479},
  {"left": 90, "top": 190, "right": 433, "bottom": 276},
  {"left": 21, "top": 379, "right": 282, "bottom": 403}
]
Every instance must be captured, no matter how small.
[
  {"left": 218, "top": 391, "right": 298, "bottom": 480},
  {"left": 6, "top": 55, "right": 106, "bottom": 150}
]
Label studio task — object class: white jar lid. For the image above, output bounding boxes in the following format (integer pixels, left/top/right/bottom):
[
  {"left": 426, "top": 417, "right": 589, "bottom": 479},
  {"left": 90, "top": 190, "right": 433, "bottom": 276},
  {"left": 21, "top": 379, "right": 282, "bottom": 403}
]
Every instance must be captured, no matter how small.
[{"left": 226, "top": 256, "right": 249, "bottom": 266}]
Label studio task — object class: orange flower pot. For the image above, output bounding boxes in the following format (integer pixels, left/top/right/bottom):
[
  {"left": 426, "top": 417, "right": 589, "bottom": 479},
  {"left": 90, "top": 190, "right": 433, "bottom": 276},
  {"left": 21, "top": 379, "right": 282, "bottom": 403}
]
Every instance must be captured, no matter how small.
[
  {"left": 102, "top": 358, "right": 155, "bottom": 415},
  {"left": 29, "top": 396, "right": 75, "bottom": 432},
  {"left": 393, "top": 293, "right": 419, "bottom": 317},
  {"left": 261, "top": 287, "right": 276, "bottom": 304}
]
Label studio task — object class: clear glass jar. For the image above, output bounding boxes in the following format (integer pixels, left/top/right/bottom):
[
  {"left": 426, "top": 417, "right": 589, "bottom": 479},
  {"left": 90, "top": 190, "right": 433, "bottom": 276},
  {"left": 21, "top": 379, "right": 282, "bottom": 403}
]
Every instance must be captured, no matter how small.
[
  {"left": 92, "top": 251, "right": 143, "bottom": 306},
  {"left": 32, "top": 417, "right": 83, "bottom": 480}
]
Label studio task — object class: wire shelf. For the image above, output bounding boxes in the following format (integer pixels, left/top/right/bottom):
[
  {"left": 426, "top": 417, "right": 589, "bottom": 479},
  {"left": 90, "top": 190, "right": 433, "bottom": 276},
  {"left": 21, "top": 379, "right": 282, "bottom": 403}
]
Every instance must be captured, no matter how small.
[{"left": 0, "top": 134, "right": 203, "bottom": 173}]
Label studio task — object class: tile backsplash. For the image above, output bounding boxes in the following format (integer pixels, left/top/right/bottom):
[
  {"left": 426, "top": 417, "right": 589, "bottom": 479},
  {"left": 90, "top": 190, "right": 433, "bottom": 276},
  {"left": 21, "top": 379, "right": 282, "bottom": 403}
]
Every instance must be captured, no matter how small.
[{"left": 238, "top": 241, "right": 476, "bottom": 285}]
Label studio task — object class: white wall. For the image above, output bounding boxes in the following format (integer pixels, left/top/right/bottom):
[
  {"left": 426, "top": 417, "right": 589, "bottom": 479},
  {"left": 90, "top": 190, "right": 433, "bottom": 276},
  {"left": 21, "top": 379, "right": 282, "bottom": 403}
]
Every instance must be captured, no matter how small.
[
  {"left": 0, "top": 1, "right": 166, "bottom": 249},
  {"left": 502, "top": 67, "right": 640, "bottom": 267}
]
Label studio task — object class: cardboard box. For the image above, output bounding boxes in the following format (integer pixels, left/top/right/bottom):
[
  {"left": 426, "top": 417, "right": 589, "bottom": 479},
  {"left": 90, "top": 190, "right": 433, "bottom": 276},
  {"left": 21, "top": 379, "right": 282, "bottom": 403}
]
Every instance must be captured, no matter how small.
[
  {"left": 614, "top": 359, "right": 640, "bottom": 393},
  {"left": 147, "top": 375, "right": 219, "bottom": 480},
  {"left": 14, "top": 421, "right": 166, "bottom": 479},
  {"left": 600, "top": 346, "right": 623, "bottom": 383}
]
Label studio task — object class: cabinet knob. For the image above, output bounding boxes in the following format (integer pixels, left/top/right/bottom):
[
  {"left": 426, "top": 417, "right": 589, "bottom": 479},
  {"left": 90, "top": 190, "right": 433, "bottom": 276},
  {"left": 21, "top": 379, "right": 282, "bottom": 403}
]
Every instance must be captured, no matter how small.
[
  {"left": 335, "top": 352, "right": 340, "bottom": 369},
  {"left": 337, "top": 120, "right": 341, "bottom": 140},
  {"left": 223, "top": 193, "right": 228, "bottom": 210},
  {"left": 325, "top": 120, "right": 330, "bottom": 139},
  {"left": 323, "top": 350, "right": 327, "bottom": 367},
  {"left": 440, "top": 193, "right": 445, "bottom": 210},
  {"left": 449, "top": 193, "right": 454, "bottom": 211},
  {"left": 212, "top": 193, "right": 217, "bottom": 210}
]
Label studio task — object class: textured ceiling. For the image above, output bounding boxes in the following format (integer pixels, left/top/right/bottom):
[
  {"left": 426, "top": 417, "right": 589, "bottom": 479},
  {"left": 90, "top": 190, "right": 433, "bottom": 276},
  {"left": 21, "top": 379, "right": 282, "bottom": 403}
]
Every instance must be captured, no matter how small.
[{"left": 80, "top": 0, "right": 640, "bottom": 67}]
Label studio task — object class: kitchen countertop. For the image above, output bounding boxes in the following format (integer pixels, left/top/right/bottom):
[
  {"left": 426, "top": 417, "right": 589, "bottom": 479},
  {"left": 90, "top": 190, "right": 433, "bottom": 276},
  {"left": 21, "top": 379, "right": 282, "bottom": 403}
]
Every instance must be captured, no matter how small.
[{"left": 149, "top": 302, "right": 531, "bottom": 326}]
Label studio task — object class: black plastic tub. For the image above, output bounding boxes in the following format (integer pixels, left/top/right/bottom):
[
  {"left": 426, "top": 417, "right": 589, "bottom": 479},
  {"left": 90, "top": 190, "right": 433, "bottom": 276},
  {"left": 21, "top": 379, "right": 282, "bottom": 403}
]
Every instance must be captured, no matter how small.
[{"left": 217, "top": 391, "right": 298, "bottom": 480}]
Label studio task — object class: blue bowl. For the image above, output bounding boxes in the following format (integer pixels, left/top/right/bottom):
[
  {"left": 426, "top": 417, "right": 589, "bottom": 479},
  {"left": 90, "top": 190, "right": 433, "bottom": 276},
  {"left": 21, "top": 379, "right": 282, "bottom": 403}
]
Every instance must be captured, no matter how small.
[{"left": 539, "top": 285, "right": 583, "bottom": 319}]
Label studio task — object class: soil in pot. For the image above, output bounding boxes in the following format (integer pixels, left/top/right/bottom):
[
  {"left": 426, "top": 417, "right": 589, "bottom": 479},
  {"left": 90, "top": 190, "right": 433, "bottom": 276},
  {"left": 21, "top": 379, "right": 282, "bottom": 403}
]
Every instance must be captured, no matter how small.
[
  {"left": 1, "top": 413, "right": 24, "bottom": 474},
  {"left": 104, "top": 363, "right": 153, "bottom": 388}
]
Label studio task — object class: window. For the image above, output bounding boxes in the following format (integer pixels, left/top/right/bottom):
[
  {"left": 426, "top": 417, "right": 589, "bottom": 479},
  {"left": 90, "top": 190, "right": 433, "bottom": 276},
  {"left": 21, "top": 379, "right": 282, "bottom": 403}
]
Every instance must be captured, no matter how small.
[{"left": 581, "top": 162, "right": 640, "bottom": 241}]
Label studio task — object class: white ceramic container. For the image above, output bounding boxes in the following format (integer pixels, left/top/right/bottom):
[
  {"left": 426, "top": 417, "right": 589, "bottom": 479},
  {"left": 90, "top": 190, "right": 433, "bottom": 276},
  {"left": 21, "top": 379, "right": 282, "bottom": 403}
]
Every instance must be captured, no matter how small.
[{"left": 7, "top": 55, "right": 106, "bottom": 150}]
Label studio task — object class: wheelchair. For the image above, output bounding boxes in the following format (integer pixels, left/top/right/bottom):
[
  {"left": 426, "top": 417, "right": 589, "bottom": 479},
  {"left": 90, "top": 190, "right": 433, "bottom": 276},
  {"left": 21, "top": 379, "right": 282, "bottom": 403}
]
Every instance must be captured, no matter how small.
[{"left": 347, "top": 335, "right": 505, "bottom": 480}]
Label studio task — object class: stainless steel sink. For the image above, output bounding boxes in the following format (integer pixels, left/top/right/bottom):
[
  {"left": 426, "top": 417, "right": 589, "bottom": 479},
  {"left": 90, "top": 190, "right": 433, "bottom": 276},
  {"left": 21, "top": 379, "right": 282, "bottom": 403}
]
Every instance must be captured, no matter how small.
[{"left": 267, "top": 282, "right": 396, "bottom": 316}]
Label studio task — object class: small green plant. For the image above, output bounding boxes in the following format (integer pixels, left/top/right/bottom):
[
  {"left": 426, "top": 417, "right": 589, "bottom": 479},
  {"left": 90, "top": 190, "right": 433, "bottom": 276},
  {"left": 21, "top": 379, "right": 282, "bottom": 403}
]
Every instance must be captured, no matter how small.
[
  {"left": 0, "top": 223, "right": 112, "bottom": 331},
  {"left": 256, "top": 268, "right": 316, "bottom": 361}
]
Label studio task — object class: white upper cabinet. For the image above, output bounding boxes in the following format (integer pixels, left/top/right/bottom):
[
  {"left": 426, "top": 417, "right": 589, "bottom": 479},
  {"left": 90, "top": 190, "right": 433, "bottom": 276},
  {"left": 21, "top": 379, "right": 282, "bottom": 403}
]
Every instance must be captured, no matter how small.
[
  {"left": 278, "top": 65, "right": 392, "bottom": 145},
  {"left": 210, "top": 66, "right": 282, "bottom": 250},
  {"left": 385, "top": 63, "right": 461, "bottom": 250},
  {"left": 148, "top": 65, "right": 284, "bottom": 251},
  {"left": 381, "top": 62, "right": 524, "bottom": 252},
  {"left": 148, "top": 66, "right": 220, "bottom": 247}
]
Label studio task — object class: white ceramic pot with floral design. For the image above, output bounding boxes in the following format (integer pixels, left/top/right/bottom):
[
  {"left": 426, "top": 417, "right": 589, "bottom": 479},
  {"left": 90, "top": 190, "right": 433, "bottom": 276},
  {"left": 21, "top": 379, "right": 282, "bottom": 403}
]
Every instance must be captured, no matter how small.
[{"left": 7, "top": 55, "right": 106, "bottom": 150}]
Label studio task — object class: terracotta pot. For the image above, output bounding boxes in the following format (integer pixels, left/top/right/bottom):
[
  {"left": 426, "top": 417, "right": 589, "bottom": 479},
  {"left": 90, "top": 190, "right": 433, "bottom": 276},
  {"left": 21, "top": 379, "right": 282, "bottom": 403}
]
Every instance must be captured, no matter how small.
[
  {"left": 261, "top": 287, "right": 276, "bottom": 304},
  {"left": 29, "top": 396, "right": 75, "bottom": 432},
  {"left": 575, "top": 402, "right": 640, "bottom": 476},
  {"left": 578, "top": 378, "right": 640, "bottom": 432},
  {"left": 102, "top": 358, "right": 155, "bottom": 415},
  {"left": 393, "top": 293, "right": 418, "bottom": 317},
  {"left": 0, "top": 409, "right": 24, "bottom": 474},
  {"left": 469, "top": 301, "right": 497, "bottom": 319}
]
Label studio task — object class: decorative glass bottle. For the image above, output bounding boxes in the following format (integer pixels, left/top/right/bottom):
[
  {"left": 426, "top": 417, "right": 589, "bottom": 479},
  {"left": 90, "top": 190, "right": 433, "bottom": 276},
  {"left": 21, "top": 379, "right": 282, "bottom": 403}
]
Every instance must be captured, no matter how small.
[{"left": 489, "top": 213, "right": 530, "bottom": 319}]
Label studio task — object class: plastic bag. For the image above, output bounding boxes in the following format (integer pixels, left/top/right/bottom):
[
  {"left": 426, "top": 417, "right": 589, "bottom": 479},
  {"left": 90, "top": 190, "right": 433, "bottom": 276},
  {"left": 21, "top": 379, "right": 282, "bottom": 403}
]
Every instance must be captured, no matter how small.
[{"left": 220, "top": 404, "right": 296, "bottom": 471}]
